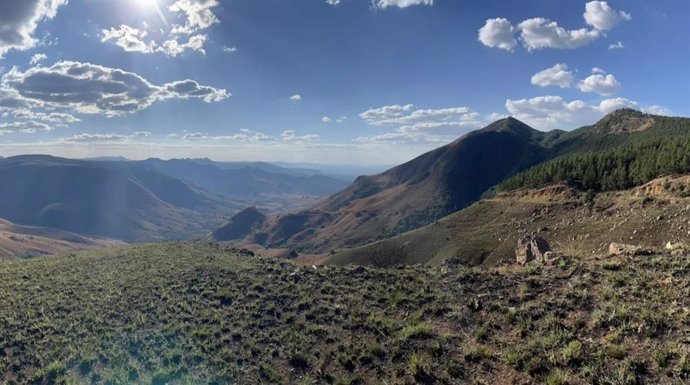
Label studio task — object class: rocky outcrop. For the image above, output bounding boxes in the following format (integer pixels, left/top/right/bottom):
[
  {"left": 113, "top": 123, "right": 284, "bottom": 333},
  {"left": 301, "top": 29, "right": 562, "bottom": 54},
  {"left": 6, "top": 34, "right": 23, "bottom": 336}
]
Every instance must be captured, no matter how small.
[{"left": 516, "top": 236, "right": 551, "bottom": 265}]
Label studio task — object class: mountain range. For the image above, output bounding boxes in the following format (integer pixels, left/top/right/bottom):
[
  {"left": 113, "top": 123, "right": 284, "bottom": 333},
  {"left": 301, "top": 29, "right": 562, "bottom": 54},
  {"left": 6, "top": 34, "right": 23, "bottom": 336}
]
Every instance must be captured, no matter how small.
[
  {"left": 212, "top": 109, "right": 690, "bottom": 262},
  {"left": 0, "top": 156, "right": 349, "bottom": 246}
]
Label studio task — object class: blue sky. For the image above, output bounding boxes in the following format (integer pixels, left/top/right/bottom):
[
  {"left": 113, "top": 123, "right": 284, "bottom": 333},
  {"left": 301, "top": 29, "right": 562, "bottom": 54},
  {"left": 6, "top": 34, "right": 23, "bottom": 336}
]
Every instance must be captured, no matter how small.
[{"left": 0, "top": 0, "right": 687, "bottom": 165}]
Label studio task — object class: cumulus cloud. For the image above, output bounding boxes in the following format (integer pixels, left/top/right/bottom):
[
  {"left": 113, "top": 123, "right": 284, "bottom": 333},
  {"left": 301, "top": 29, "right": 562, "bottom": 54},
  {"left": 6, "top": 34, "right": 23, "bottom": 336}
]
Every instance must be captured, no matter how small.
[
  {"left": 29, "top": 53, "right": 48, "bottom": 65},
  {"left": 372, "top": 0, "right": 433, "bottom": 9},
  {"left": 584, "top": 1, "right": 631, "bottom": 31},
  {"left": 326, "top": 0, "right": 341, "bottom": 5},
  {"left": 357, "top": 104, "right": 482, "bottom": 143},
  {"left": 518, "top": 18, "right": 600, "bottom": 51},
  {"left": 322, "top": 116, "right": 333, "bottom": 123},
  {"left": 60, "top": 131, "right": 152, "bottom": 143},
  {"left": 1, "top": 61, "right": 229, "bottom": 117},
  {"left": 157, "top": 34, "right": 207, "bottom": 57},
  {"left": 531, "top": 63, "right": 574, "bottom": 88},
  {"left": 479, "top": 1, "right": 630, "bottom": 52},
  {"left": 101, "top": 25, "right": 154, "bottom": 53},
  {"left": 222, "top": 45, "right": 237, "bottom": 53},
  {"left": 169, "top": 0, "right": 220, "bottom": 34},
  {"left": 478, "top": 18, "right": 516, "bottom": 51},
  {"left": 578, "top": 70, "right": 622, "bottom": 95},
  {"left": 0, "top": 120, "right": 53, "bottom": 134},
  {"left": 101, "top": 25, "right": 207, "bottom": 57},
  {"left": 281, "top": 130, "right": 320, "bottom": 143},
  {"left": 505, "top": 95, "right": 640, "bottom": 130},
  {"left": 290, "top": 94, "right": 302, "bottom": 101},
  {"left": 0, "top": 0, "right": 68, "bottom": 57}
]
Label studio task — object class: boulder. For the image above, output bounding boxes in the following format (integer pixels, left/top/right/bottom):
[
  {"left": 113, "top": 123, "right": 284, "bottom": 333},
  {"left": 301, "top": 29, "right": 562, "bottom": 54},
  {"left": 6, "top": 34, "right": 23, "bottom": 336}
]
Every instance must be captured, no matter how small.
[
  {"left": 516, "top": 236, "right": 551, "bottom": 265},
  {"left": 608, "top": 243, "right": 646, "bottom": 256}
]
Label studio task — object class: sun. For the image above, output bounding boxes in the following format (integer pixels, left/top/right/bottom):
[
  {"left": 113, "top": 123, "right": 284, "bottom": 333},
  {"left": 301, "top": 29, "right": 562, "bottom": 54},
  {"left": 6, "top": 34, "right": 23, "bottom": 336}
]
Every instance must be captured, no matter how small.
[{"left": 132, "top": 0, "right": 158, "bottom": 9}]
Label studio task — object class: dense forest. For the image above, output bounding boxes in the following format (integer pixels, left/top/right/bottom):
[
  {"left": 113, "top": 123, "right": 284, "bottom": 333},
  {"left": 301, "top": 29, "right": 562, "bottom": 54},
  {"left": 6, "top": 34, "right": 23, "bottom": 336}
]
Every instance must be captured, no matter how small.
[{"left": 499, "top": 135, "right": 690, "bottom": 192}]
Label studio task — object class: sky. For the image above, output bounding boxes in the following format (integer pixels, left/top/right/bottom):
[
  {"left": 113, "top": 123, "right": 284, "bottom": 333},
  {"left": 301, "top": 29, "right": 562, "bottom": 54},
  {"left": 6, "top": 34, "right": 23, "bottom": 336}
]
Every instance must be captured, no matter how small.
[{"left": 0, "top": 0, "right": 687, "bottom": 165}]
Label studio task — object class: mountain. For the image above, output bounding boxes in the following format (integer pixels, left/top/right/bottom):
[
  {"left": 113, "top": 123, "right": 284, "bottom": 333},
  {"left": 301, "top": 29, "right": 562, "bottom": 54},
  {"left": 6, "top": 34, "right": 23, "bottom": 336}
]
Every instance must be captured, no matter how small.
[
  {"left": 135, "top": 158, "right": 351, "bottom": 212},
  {"left": 217, "top": 117, "right": 553, "bottom": 251},
  {"left": 329, "top": 111, "right": 690, "bottom": 267},
  {"left": 214, "top": 110, "right": 690, "bottom": 255},
  {"left": 0, "top": 155, "right": 241, "bottom": 241},
  {"left": 0, "top": 218, "right": 123, "bottom": 260},
  {"left": 327, "top": 177, "right": 689, "bottom": 267},
  {"left": 211, "top": 206, "right": 266, "bottom": 242}
]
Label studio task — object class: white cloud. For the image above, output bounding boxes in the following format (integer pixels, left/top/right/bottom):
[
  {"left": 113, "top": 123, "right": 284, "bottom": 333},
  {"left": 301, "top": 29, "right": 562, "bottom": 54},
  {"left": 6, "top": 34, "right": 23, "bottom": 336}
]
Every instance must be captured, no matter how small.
[
  {"left": 372, "top": 0, "right": 433, "bottom": 9},
  {"left": 222, "top": 45, "right": 237, "bottom": 53},
  {"left": 357, "top": 104, "right": 482, "bottom": 143},
  {"left": 60, "top": 131, "right": 152, "bottom": 143},
  {"left": 531, "top": 63, "right": 574, "bottom": 88},
  {"left": 584, "top": 1, "right": 631, "bottom": 31},
  {"left": 0, "top": 120, "right": 53, "bottom": 134},
  {"left": 322, "top": 116, "right": 333, "bottom": 123},
  {"left": 101, "top": 25, "right": 207, "bottom": 57},
  {"left": 157, "top": 34, "right": 207, "bottom": 57},
  {"left": 578, "top": 70, "right": 622, "bottom": 96},
  {"left": 1, "top": 61, "right": 229, "bottom": 117},
  {"left": 336, "top": 116, "right": 347, "bottom": 123},
  {"left": 478, "top": 18, "right": 516, "bottom": 51},
  {"left": 101, "top": 25, "right": 154, "bottom": 53},
  {"left": 518, "top": 18, "right": 600, "bottom": 51},
  {"left": 290, "top": 94, "right": 302, "bottom": 102},
  {"left": 642, "top": 105, "right": 672, "bottom": 116},
  {"left": 326, "top": 0, "right": 341, "bottom": 5},
  {"left": 10, "top": 108, "right": 79, "bottom": 125},
  {"left": 29, "top": 53, "right": 48, "bottom": 65},
  {"left": 506, "top": 95, "right": 640, "bottom": 130},
  {"left": 281, "top": 130, "right": 320, "bottom": 143},
  {"left": 0, "top": 0, "right": 68, "bottom": 57},
  {"left": 481, "top": 2, "right": 630, "bottom": 52},
  {"left": 609, "top": 41, "right": 624, "bottom": 50},
  {"left": 169, "top": 0, "right": 220, "bottom": 34},
  {"left": 183, "top": 129, "right": 276, "bottom": 143}
]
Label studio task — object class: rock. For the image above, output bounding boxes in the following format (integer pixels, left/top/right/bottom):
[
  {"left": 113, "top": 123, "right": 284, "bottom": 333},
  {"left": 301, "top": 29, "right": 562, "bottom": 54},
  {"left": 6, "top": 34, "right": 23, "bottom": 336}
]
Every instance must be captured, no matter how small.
[
  {"left": 608, "top": 243, "right": 648, "bottom": 256},
  {"left": 516, "top": 236, "right": 551, "bottom": 265},
  {"left": 665, "top": 241, "right": 686, "bottom": 251}
]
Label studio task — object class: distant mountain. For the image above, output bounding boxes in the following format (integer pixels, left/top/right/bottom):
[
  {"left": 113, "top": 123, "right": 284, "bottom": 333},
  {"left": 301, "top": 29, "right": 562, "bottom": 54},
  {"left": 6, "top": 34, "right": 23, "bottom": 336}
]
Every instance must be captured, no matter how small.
[
  {"left": 136, "top": 158, "right": 350, "bottom": 211},
  {"left": 0, "top": 155, "right": 241, "bottom": 241},
  {"left": 215, "top": 110, "right": 690, "bottom": 254},
  {"left": 0, "top": 218, "right": 123, "bottom": 260}
]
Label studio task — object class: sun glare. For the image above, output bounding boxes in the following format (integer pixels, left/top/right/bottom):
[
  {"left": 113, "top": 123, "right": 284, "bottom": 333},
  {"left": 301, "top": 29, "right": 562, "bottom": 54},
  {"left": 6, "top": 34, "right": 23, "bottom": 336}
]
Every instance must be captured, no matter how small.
[{"left": 133, "top": 0, "right": 157, "bottom": 9}]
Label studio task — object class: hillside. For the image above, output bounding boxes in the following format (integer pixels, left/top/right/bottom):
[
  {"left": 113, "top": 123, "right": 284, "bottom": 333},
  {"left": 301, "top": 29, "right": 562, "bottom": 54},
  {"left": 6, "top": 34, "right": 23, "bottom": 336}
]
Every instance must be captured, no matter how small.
[
  {"left": 0, "top": 155, "right": 242, "bottom": 242},
  {"left": 0, "top": 243, "right": 688, "bottom": 384},
  {"left": 329, "top": 174, "right": 690, "bottom": 267},
  {"left": 218, "top": 110, "right": 690, "bottom": 255},
  {"left": 225, "top": 117, "right": 553, "bottom": 251},
  {"left": 0, "top": 219, "right": 123, "bottom": 260}
]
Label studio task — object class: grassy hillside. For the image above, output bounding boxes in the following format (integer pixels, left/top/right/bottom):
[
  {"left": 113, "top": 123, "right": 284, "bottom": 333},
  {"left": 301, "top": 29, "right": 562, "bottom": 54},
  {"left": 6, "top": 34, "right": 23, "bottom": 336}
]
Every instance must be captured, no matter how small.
[
  {"left": 329, "top": 175, "right": 690, "bottom": 268},
  {"left": 0, "top": 219, "right": 123, "bottom": 260},
  {"left": 0, "top": 244, "right": 688, "bottom": 384}
]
